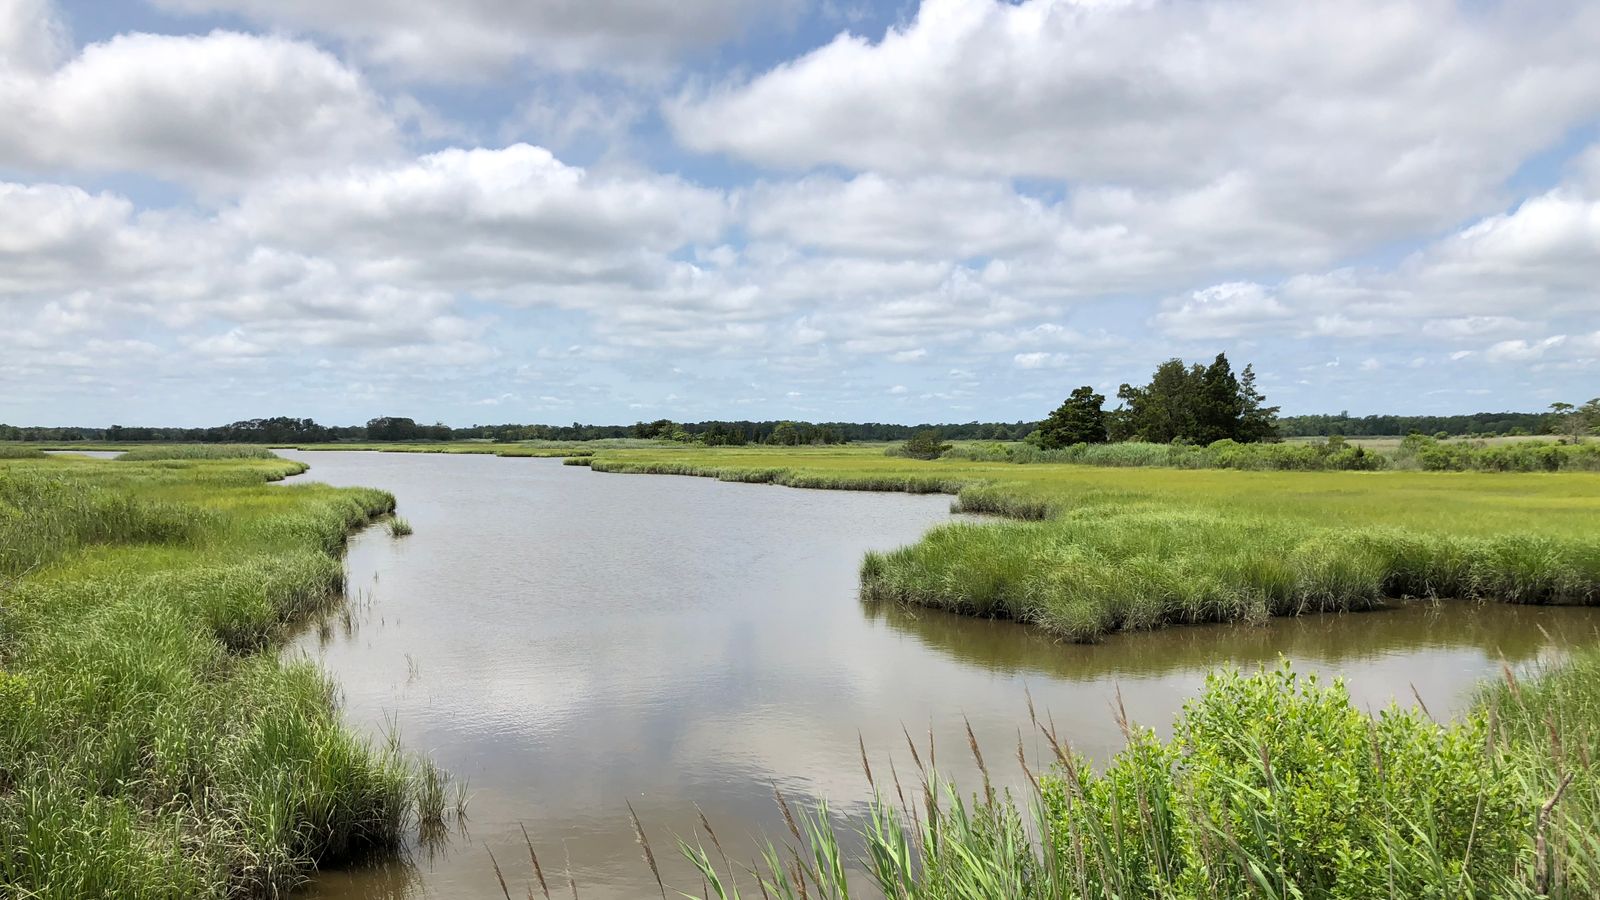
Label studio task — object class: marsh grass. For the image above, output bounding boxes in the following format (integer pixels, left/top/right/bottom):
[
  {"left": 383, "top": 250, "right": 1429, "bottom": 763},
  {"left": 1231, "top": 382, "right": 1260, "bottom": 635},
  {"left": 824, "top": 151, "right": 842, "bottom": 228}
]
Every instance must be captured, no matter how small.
[
  {"left": 115, "top": 444, "right": 282, "bottom": 461},
  {"left": 862, "top": 513, "right": 1600, "bottom": 641},
  {"left": 388, "top": 515, "right": 414, "bottom": 537},
  {"left": 666, "top": 657, "right": 1600, "bottom": 900},
  {"left": 286, "top": 439, "right": 647, "bottom": 458},
  {"left": 945, "top": 436, "right": 1600, "bottom": 473},
  {"left": 0, "top": 453, "right": 456, "bottom": 898},
  {"left": 572, "top": 445, "right": 1600, "bottom": 644},
  {"left": 0, "top": 446, "right": 44, "bottom": 459}
]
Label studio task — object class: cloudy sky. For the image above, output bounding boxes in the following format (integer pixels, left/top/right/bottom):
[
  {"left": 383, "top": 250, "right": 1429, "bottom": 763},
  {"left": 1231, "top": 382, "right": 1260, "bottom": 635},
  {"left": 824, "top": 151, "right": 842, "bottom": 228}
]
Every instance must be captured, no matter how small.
[{"left": 2, "top": 0, "right": 1597, "bottom": 427}]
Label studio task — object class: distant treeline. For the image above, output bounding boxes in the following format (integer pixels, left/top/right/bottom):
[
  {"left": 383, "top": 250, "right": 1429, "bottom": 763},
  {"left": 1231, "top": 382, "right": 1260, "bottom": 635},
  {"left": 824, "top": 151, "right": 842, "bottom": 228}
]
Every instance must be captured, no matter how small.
[
  {"left": 0, "top": 415, "right": 1038, "bottom": 445},
  {"left": 0, "top": 408, "right": 1579, "bottom": 445},
  {"left": 1279, "top": 411, "right": 1558, "bottom": 437}
]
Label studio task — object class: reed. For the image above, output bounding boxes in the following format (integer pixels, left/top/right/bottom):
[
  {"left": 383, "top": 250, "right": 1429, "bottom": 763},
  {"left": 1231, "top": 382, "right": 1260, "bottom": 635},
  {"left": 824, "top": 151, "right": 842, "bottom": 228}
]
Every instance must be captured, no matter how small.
[
  {"left": 388, "top": 515, "right": 414, "bottom": 537},
  {"left": 675, "top": 655, "right": 1600, "bottom": 899}
]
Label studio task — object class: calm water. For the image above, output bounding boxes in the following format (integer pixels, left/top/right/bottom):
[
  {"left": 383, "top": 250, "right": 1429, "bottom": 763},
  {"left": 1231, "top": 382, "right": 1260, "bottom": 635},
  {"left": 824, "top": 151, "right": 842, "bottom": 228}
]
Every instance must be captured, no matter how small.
[
  {"left": 279, "top": 450, "right": 1600, "bottom": 899},
  {"left": 43, "top": 449, "right": 120, "bottom": 459}
]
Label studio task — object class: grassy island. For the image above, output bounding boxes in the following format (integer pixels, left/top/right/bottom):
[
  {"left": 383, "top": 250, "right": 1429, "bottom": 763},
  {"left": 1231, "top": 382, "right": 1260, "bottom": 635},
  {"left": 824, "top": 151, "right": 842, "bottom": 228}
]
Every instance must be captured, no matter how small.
[{"left": 561, "top": 444, "right": 1600, "bottom": 642}]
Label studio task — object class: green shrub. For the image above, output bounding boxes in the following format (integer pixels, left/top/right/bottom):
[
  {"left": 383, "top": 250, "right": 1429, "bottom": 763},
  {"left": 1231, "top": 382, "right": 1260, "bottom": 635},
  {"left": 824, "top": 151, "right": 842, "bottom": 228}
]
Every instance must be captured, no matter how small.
[{"left": 680, "top": 660, "right": 1590, "bottom": 900}]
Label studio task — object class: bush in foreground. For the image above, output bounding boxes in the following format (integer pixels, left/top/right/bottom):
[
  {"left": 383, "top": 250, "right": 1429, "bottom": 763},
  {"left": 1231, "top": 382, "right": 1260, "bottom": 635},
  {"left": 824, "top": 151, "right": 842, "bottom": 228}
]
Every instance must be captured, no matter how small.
[{"left": 675, "top": 660, "right": 1598, "bottom": 899}]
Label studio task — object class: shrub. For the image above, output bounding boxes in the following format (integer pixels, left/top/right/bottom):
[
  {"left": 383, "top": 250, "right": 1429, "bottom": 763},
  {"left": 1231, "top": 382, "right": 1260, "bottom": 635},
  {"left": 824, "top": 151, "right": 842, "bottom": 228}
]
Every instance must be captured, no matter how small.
[{"left": 892, "top": 429, "right": 952, "bottom": 460}]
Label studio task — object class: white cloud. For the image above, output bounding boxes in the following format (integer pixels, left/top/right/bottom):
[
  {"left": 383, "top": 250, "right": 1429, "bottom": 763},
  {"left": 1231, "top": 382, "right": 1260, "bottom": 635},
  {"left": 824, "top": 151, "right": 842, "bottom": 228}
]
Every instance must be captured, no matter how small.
[
  {"left": 151, "top": 0, "right": 782, "bottom": 78},
  {"left": 230, "top": 144, "right": 727, "bottom": 297},
  {"left": 744, "top": 174, "right": 1062, "bottom": 259},
  {"left": 0, "top": 0, "right": 69, "bottom": 73},
  {"left": 0, "top": 182, "right": 140, "bottom": 294},
  {"left": 1421, "top": 317, "right": 1535, "bottom": 340},
  {"left": 1013, "top": 351, "right": 1069, "bottom": 369},
  {"left": 1485, "top": 336, "right": 1567, "bottom": 363},
  {"left": 0, "top": 26, "right": 397, "bottom": 189},
  {"left": 1154, "top": 282, "right": 1290, "bottom": 339},
  {"left": 672, "top": 0, "right": 1600, "bottom": 249},
  {"left": 1171, "top": 170, "right": 1600, "bottom": 347}
]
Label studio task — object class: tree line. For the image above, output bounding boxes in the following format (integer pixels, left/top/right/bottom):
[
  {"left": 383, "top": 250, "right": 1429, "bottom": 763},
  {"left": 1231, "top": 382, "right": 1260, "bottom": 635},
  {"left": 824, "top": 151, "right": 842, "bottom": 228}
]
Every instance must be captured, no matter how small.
[
  {"left": 3, "top": 377, "right": 1591, "bottom": 446},
  {"left": 1279, "top": 410, "right": 1572, "bottom": 438},
  {"left": 0, "top": 416, "right": 1036, "bottom": 445}
]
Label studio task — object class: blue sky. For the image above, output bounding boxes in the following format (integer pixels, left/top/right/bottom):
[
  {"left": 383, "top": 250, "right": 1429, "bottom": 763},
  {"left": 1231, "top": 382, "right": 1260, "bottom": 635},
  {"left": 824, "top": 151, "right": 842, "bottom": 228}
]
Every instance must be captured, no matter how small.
[{"left": 2, "top": 0, "right": 1597, "bottom": 427}]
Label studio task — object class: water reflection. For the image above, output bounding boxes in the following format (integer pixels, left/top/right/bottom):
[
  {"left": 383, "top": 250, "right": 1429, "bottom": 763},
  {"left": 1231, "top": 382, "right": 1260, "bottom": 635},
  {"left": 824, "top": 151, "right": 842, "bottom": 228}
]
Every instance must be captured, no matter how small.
[
  {"left": 274, "top": 451, "right": 1600, "bottom": 900},
  {"left": 866, "top": 599, "right": 1596, "bottom": 683}
]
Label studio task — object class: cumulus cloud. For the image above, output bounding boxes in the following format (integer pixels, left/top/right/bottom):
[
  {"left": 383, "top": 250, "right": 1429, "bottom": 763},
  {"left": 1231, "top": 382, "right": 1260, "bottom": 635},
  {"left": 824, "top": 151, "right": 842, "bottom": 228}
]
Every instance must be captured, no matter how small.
[
  {"left": 0, "top": 26, "right": 397, "bottom": 189},
  {"left": 744, "top": 174, "right": 1063, "bottom": 259},
  {"left": 1485, "top": 336, "right": 1568, "bottom": 364},
  {"left": 1154, "top": 282, "right": 1291, "bottom": 339},
  {"left": 672, "top": 0, "right": 1600, "bottom": 249},
  {"left": 0, "top": 183, "right": 142, "bottom": 294},
  {"left": 0, "top": 0, "right": 68, "bottom": 73},
  {"left": 1166, "top": 168, "right": 1600, "bottom": 350},
  {"left": 5, "top": 0, "right": 1600, "bottom": 423},
  {"left": 229, "top": 144, "right": 728, "bottom": 298},
  {"left": 1012, "top": 352, "right": 1070, "bottom": 369},
  {"left": 150, "top": 0, "right": 783, "bottom": 78}
]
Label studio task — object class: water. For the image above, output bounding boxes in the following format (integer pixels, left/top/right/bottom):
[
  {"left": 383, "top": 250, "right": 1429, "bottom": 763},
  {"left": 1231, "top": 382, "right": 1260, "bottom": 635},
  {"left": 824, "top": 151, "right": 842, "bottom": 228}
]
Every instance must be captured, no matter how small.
[
  {"left": 42, "top": 449, "right": 120, "bottom": 459},
  {"left": 279, "top": 450, "right": 1600, "bottom": 899}
]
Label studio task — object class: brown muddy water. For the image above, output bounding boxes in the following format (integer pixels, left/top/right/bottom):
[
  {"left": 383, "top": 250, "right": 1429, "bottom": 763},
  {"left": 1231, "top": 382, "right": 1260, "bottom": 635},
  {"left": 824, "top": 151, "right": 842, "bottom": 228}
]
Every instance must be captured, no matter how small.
[{"left": 278, "top": 450, "right": 1600, "bottom": 899}]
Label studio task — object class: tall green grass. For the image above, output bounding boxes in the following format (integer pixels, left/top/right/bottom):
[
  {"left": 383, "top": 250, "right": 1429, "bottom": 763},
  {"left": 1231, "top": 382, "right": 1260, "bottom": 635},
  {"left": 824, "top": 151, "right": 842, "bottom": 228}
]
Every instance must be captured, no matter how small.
[
  {"left": 672, "top": 656, "right": 1600, "bottom": 899},
  {"left": 115, "top": 444, "right": 282, "bottom": 461},
  {"left": 945, "top": 436, "right": 1600, "bottom": 473},
  {"left": 0, "top": 446, "right": 44, "bottom": 459},
  {"left": 862, "top": 512, "right": 1600, "bottom": 641},
  {"left": 0, "top": 455, "right": 453, "bottom": 898}
]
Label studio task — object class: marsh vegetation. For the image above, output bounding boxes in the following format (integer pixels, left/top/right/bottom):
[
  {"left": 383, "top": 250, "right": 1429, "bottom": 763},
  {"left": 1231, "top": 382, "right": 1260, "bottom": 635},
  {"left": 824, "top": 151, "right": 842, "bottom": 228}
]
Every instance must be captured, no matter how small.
[
  {"left": 574, "top": 442, "right": 1600, "bottom": 642},
  {"left": 0, "top": 452, "right": 455, "bottom": 899},
  {"left": 672, "top": 654, "right": 1600, "bottom": 899}
]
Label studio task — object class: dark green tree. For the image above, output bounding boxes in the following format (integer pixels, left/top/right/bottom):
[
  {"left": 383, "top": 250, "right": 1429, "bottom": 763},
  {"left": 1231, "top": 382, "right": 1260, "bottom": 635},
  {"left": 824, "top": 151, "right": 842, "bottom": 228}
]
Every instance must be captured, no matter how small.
[
  {"left": 1115, "top": 358, "right": 1200, "bottom": 443},
  {"left": 1038, "top": 386, "right": 1107, "bottom": 448},
  {"left": 1194, "top": 353, "right": 1244, "bottom": 444},
  {"left": 1236, "top": 364, "right": 1281, "bottom": 442},
  {"left": 1112, "top": 355, "right": 1278, "bottom": 443},
  {"left": 900, "top": 429, "right": 951, "bottom": 460}
]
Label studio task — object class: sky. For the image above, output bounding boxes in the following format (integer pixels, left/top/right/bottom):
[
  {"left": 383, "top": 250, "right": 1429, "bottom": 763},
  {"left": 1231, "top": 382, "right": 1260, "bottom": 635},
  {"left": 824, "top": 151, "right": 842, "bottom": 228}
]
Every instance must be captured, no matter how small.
[{"left": 1, "top": 0, "right": 1597, "bottom": 428}]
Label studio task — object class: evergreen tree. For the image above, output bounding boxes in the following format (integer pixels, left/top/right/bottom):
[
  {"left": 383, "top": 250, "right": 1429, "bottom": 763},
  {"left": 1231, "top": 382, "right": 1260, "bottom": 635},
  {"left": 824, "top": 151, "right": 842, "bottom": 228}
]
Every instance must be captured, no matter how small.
[
  {"left": 1194, "top": 353, "right": 1244, "bottom": 444},
  {"left": 1112, "top": 355, "right": 1278, "bottom": 443},
  {"left": 1115, "top": 359, "right": 1199, "bottom": 442},
  {"left": 1038, "top": 385, "right": 1108, "bottom": 448},
  {"left": 1236, "top": 364, "right": 1281, "bottom": 442}
]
